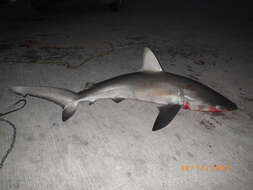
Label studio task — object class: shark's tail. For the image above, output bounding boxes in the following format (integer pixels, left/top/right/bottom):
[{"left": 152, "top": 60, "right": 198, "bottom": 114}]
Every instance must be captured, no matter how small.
[{"left": 10, "top": 86, "right": 79, "bottom": 121}]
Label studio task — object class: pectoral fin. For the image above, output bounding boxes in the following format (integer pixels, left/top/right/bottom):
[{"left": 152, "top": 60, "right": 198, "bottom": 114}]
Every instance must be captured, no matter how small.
[{"left": 152, "top": 104, "right": 181, "bottom": 131}]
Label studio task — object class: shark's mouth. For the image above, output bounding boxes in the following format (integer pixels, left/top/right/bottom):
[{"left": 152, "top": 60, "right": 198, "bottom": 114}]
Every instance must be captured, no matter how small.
[
  {"left": 207, "top": 106, "right": 225, "bottom": 112},
  {"left": 182, "top": 101, "right": 229, "bottom": 112}
]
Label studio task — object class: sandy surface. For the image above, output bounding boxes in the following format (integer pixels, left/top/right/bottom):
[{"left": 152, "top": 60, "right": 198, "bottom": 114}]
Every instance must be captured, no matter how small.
[{"left": 0, "top": 1, "right": 253, "bottom": 189}]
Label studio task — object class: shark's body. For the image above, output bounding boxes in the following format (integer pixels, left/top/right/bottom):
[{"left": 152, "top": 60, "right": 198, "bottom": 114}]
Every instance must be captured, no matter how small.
[{"left": 10, "top": 48, "right": 237, "bottom": 131}]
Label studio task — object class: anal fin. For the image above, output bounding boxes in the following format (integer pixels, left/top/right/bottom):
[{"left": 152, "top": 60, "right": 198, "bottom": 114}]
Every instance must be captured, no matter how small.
[
  {"left": 152, "top": 104, "right": 181, "bottom": 131},
  {"left": 112, "top": 98, "right": 125, "bottom": 103}
]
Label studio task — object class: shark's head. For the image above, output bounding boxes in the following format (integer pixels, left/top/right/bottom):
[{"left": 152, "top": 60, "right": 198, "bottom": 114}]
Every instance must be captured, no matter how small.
[
  {"left": 182, "top": 83, "right": 237, "bottom": 112},
  {"left": 141, "top": 47, "right": 237, "bottom": 113}
]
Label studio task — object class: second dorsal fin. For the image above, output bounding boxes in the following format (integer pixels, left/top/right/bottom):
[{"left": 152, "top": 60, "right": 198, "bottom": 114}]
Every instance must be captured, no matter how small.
[{"left": 141, "top": 47, "right": 164, "bottom": 72}]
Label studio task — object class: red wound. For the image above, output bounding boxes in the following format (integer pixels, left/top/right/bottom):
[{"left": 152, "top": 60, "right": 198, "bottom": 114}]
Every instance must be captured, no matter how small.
[{"left": 183, "top": 102, "right": 191, "bottom": 110}]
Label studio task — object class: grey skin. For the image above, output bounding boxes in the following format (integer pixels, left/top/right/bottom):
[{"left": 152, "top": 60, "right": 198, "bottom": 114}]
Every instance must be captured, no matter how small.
[{"left": 10, "top": 47, "right": 237, "bottom": 131}]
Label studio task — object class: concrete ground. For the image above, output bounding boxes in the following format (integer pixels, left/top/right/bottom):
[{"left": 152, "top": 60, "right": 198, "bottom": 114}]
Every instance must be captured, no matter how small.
[{"left": 0, "top": 1, "right": 253, "bottom": 189}]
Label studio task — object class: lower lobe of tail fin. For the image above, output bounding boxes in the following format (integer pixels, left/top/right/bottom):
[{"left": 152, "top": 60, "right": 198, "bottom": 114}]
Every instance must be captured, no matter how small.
[{"left": 62, "top": 102, "right": 78, "bottom": 122}]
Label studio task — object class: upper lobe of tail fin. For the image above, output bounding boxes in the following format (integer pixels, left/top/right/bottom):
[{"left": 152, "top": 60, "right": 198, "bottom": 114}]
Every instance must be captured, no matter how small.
[{"left": 10, "top": 86, "right": 79, "bottom": 121}]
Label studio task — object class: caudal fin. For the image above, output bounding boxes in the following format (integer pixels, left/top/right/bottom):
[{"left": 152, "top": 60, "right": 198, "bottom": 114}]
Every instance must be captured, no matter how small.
[{"left": 10, "top": 86, "right": 79, "bottom": 121}]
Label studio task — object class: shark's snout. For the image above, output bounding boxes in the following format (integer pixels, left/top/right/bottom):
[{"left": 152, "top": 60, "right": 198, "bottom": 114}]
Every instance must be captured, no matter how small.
[
  {"left": 213, "top": 95, "right": 238, "bottom": 112},
  {"left": 221, "top": 99, "right": 237, "bottom": 111}
]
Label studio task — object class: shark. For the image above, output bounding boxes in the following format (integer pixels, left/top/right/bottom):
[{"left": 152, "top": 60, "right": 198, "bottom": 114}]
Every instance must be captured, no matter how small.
[{"left": 10, "top": 47, "right": 237, "bottom": 131}]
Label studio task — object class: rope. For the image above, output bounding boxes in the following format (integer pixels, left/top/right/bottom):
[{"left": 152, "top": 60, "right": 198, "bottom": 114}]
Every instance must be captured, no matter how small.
[{"left": 0, "top": 99, "right": 26, "bottom": 169}]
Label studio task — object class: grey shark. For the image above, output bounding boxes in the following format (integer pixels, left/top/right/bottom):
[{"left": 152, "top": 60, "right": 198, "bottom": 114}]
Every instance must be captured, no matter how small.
[{"left": 10, "top": 47, "right": 237, "bottom": 131}]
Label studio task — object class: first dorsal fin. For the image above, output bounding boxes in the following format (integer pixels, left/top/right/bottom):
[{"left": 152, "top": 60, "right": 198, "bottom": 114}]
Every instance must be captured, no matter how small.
[{"left": 141, "top": 47, "right": 164, "bottom": 72}]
